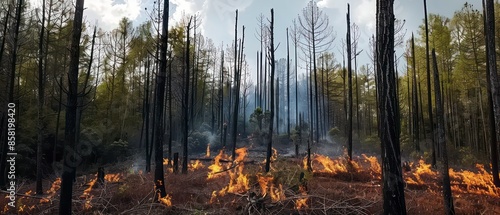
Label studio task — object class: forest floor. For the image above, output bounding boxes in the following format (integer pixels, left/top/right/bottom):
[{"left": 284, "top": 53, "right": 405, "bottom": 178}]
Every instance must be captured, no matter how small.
[{"left": 1, "top": 142, "right": 500, "bottom": 215}]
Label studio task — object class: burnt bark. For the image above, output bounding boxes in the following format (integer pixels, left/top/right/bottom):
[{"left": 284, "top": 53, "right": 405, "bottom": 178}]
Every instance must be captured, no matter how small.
[
  {"left": 59, "top": 0, "right": 84, "bottom": 213},
  {"left": 376, "top": 0, "right": 407, "bottom": 214},
  {"left": 432, "top": 49, "right": 455, "bottom": 215},
  {"left": 346, "top": 4, "right": 353, "bottom": 160},
  {"left": 484, "top": 0, "right": 500, "bottom": 187},
  {"left": 265, "top": 9, "right": 275, "bottom": 173},
  {"left": 423, "top": 0, "right": 436, "bottom": 167},
  {"left": 153, "top": 0, "right": 169, "bottom": 197}
]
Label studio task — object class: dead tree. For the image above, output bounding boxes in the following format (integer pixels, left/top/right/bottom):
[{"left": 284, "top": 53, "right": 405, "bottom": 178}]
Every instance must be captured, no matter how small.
[
  {"left": 411, "top": 34, "right": 420, "bottom": 152},
  {"left": 265, "top": 9, "right": 275, "bottom": 173},
  {"left": 231, "top": 10, "right": 238, "bottom": 159},
  {"left": 36, "top": 0, "right": 47, "bottom": 195},
  {"left": 423, "top": 0, "right": 436, "bottom": 167},
  {"left": 153, "top": 0, "right": 169, "bottom": 197},
  {"left": 182, "top": 17, "right": 193, "bottom": 174},
  {"left": 59, "top": 0, "right": 85, "bottom": 213},
  {"left": 376, "top": 0, "right": 407, "bottom": 214},
  {"left": 346, "top": 4, "right": 353, "bottom": 160},
  {"left": 484, "top": 0, "right": 500, "bottom": 187},
  {"left": 432, "top": 49, "right": 455, "bottom": 215}
]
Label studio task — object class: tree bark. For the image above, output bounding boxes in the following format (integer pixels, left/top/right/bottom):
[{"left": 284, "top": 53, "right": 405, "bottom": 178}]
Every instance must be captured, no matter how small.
[
  {"left": 423, "top": 0, "right": 436, "bottom": 167},
  {"left": 36, "top": 0, "right": 46, "bottom": 195},
  {"left": 231, "top": 10, "right": 240, "bottom": 160},
  {"left": 346, "top": 4, "right": 353, "bottom": 160},
  {"left": 59, "top": 0, "right": 84, "bottom": 213},
  {"left": 376, "top": 0, "right": 407, "bottom": 214},
  {"left": 265, "top": 9, "right": 275, "bottom": 173},
  {"left": 411, "top": 34, "right": 420, "bottom": 152},
  {"left": 484, "top": 0, "right": 500, "bottom": 187},
  {"left": 182, "top": 17, "right": 193, "bottom": 174},
  {"left": 153, "top": 0, "right": 169, "bottom": 197},
  {"left": 432, "top": 49, "right": 455, "bottom": 215}
]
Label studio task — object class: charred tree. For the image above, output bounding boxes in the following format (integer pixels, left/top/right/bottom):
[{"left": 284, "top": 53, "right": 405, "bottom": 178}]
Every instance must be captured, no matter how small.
[
  {"left": 484, "top": 0, "right": 500, "bottom": 187},
  {"left": 376, "top": 0, "right": 407, "bottom": 214},
  {"left": 346, "top": 4, "right": 353, "bottom": 160},
  {"left": 287, "top": 27, "right": 290, "bottom": 136},
  {"left": 231, "top": 10, "right": 240, "bottom": 160},
  {"left": 152, "top": 0, "right": 169, "bottom": 197},
  {"left": 36, "top": 0, "right": 47, "bottom": 195},
  {"left": 411, "top": 34, "right": 420, "bottom": 152},
  {"left": 265, "top": 9, "right": 275, "bottom": 173},
  {"left": 182, "top": 17, "right": 193, "bottom": 174},
  {"left": 59, "top": 0, "right": 84, "bottom": 213},
  {"left": 423, "top": 0, "right": 436, "bottom": 167},
  {"left": 0, "top": 0, "right": 20, "bottom": 190},
  {"left": 432, "top": 49, "right": 455, "bottom": 215}
]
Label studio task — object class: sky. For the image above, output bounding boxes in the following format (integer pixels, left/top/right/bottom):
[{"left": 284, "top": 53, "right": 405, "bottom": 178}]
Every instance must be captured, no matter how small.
[{"left": 77, "top": 0, "right": 482, "bottom": 81}]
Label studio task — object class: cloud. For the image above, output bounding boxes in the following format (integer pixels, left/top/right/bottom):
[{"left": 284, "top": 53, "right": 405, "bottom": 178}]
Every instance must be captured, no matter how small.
[
  {"left": 169, "top": 0, "right": 253, "bottom": 39},
  {"left": 85, "top": 0, "right": 141, "bottom": 30}
]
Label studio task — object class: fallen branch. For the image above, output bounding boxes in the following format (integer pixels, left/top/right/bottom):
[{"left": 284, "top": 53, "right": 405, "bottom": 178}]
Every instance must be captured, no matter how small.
[{"left": 0, "top": 190, "right": 51, "bottom": 200}]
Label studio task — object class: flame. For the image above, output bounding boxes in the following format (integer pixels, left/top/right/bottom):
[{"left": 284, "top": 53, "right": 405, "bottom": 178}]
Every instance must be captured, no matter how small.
[
  {"left": 209, "top": 148, "right": 250, "bottom": 202},
  {"left": 362, "top": 154, "right": 381, "bottom": 179},
  {"left": 206, "top": 144, "right": 211, "bottom": 157},
  {"left": 449, "top": 164, "right": 499, "bottom": 196},
  {"left": 257, "top": 174, "right": 285, "bottom": 202},
  {"left": 208, "top": 150, "right": 227, "bottom": 179},
  {"left": 295, "top": 184, "right": 308, "bottom": 209},
  {"left": 80, "top": 177, "right": 97, "bottom": 210},
  {"left": 189, "top": 160, "right": 205, "bottom": 171},
  {"left": 40, "top": 178, "right": 61, "bottom": 203},
  {"left": 163, "top": 158, "right": 170, "bottom": 165},
  {"left": 307, "top": 154, "right": 360, "bottom": 174},
  {"left": 105, "top": 173, "right": 122, "bottom": 182},
  {"left": 405, "top": 160, "right": 437, "bottom": 185},
  {"left": 209, "top": 191, "right": 218, "bottom": 204},
  {"left": 158, "top": 193, "right": 172, "bottom": 207}
]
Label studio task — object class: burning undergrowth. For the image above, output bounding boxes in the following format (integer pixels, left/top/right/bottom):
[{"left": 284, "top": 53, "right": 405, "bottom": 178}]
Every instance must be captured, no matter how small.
[{"left": 1, "top": 149, "right": 500, "bottom": 214}]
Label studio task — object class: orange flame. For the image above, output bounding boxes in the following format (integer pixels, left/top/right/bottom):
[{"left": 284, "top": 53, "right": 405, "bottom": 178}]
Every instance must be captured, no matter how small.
[
  {"left": 208, "top": 150, "right": 227, "bottom": 179},
  {"left": 189, "top": 160, "right": 205, "bottom": 171},
  {"left": 206, "top": 144, "right": 211, "bottom": 157},
  {"left": 306, "top": 154, "right": 360, "bottom": 174},
  {"left": 295, "top": 185, "right": 308, "bottom": 209},
  {"left": 362, "top": 154, "right": 381, "bottom": 179},
  {"left": 40, "top": 177, "right": 61, "bottom": 203},
  {"left": 257, "top": 173, "right": 285, "bottom": 202},
  {"left": 209, "top": 148, "right": 250, "bottom": 202},
  {"left": 105, "top": 173, "right": 122, "bottom": 182},
  {"left": 405, "top": 160, "right": 437, "bottom": 185},
  {"left": 158, "top": 193, "right": 172, "bottom": 207},
  {"left": 449, "top": 164, "right": 499, "bottom": 196}
]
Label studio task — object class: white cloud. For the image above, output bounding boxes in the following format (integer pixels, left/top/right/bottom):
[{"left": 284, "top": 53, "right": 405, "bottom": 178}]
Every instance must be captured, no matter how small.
[{"left": 85, "top": 0, "right": 141, "bottom": 30}]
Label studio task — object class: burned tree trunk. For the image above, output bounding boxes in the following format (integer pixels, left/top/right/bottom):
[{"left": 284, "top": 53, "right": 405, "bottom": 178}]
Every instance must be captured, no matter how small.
[
  {"left": 231, "top": 10, "right": 239, "bottom": 160},
  {"left": 432, "top": 49, "right": 455, "bottom": 215},
  {"left": 411, "top": 34, "right": 420, "bottom": 152},
  {"left": 376, "top": 0, "right": 407, "bottom": 214},
  {"left": 265, "top": 9, "right": 275, "bottom": 173},
  {"left": 153, "top": 0, "right": 169, "bottom": 197},
  {"left": 484, "top": 0, "right": 500, "bottom": 187},
  {"left": 59, "top": 0, "right": 84, "bottom": 213},
  {"left": 423, "top": 0, "right": 436, "bottom": 167},
  {"left": 36, "top": 0, "right": 46, "bottom": 195},
  {"left": 182, "top": 17, "right": 193, "bottom": 174},
  {"left": 346, "top": 4, "right": 353, "bottom": 161}
]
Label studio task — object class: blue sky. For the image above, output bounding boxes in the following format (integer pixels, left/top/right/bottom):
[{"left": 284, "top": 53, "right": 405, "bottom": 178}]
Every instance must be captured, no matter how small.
[{"left": 79, "top": 0, "right": 482, "bottom": 81}]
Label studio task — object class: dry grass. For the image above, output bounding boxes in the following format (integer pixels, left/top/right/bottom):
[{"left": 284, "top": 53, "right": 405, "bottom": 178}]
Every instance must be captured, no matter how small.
[{"left": 1, "top": 153, "right": 499, "bottom": 215}]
